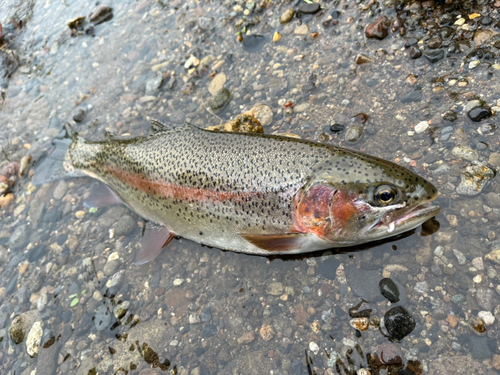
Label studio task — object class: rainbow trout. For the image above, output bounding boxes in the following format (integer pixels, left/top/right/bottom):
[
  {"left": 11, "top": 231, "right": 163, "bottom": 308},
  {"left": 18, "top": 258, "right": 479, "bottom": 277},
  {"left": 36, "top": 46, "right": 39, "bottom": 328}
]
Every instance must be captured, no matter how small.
[{"left": 33, "top": 121, "right": 439, "bottom": 263}]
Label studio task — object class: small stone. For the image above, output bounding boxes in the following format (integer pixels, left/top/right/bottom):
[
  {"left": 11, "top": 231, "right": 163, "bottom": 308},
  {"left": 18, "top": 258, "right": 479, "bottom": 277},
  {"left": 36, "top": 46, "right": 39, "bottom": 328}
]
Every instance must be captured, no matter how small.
[
  {"left": 259, "top": 324, "right": 275, "bottom": 341},
  {"left": 423, "top": 49, "right": 444, "bottom": 63},
  {"left": 89, "top": 5, "right": 113, "bottom": 24},
  {"left": 318, "top": 258, "right": 340, "bottom": 280},
  {"left": 73, "top": 109, "right": 85, "bottom": 123},
  {"left": 93, "top": 290, "right": 103, "bottom": 301},
  {"left": 453, "top": 249, "right": 467, "bottom": 265},
  {"left": 469, "top": 335, "right": 491, "bottom": 359},
  {"left": 95, "top": 305, "right": 111, "bottom": 331},
  {"left": 468, "top": 106, "right": 492, "bottom": 122},
  {"left": 183, "top": 55, "right": 200, "bottom": 69},
  {"left": 446, "top": 315, "right": 458, "bottom": 328},
  {"left": 376, "top": 343, "right": 403, "bottom": 365},
  {"left": 294, "top": 24, "right": 309, "bottom": 35},
  {"left": 113, "top": 301, "right": 130, "bottom": 319},
  {"left": 75, "top": 211, "right": 85, "bottom": 219},
  {"left": 0, "top": 193, "right": 14, "bottom": 208},
  {"left": 237, "top": 331, "right": 255, "bottom": 345},
  {"left": 209, "top": 88, "right": 231, "bottom": 112},
  {"left": 294, "top": 103, "right": 309, "bottom": 112},
  {"left": 273, "top": 32, "right": 281, "bottom": 42},
  {"left": 476, "top": 287, "right": 494, "bottom": 311},
  {"left": 365, "top": 16, "right": 391, "bottom": 39},
  {"left": 280, "top": 9, "right": 294, "bottom": 24},
  {"left": 355, "top": 54, "right": 373, "bottom": 64},
  {"left": 173, "top": 278, "right": 184, "bottom": 286},
  {"left": 414, "top": 121, "right": 429, "bottom": 134},
  {"left": 478, "top": 311, "right": 495, "bottom": 326},
  {"left": 309, "top": 341, "right": 320, "bottom": 355},
  {"left": 409, "top": 46, "right": 422, "bottom": 59},
  {"left": 456, "top": 161, "right": 496, "bottom": 196},
  {"left": 349, "top": 317, "right": 369, "bottom": 331},
  {"left": 208, "top": 73, "right": 226, "bottom": 96},
  {"left": 266, "top": 282, "right": 283, "bottom": 296},
  {"left": 202, "top": 324, "right": 217, "bottom": 338},
  {"left": 472, "top": 257, "right": 484, "bottom": 270},
  {"left": 345, "top": 125, "right": 363, "bottom": 143},
  {"left": 298, "top": 3, "right": 320, "bottom": 14},
  {"left": 245, "top": 104, "right": 273, "bottom": 126},
  {"left": 493, "top": 354, "right": 500, "bottom": 371},
  {"left": 189, "top": 314, "right": 201, "bottom": 324},
  {"left": 384, "top": 306, "right": 416, "bottom": 341},
  {"left": 485, "top": 248, "right": 500, "bottom": 264},
  {"left": 379, "top": 278, "right": 400, "bottom": 303},
  {"left": 26, "top": 321, "right": 43, "bottom": 358},
  {"left": 37, "top": 293, "right": 48, "bottom": 312}
]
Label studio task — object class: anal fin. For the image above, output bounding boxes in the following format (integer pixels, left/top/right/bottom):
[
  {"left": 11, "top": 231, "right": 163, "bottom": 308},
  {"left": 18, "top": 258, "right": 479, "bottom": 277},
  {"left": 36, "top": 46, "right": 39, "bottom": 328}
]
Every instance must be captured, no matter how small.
[
  {"left": 241, "top": 233, "right": 309, "bottom": 252},
  {"left": 134, "top": 223, "right": 174, "bottom": 265}
]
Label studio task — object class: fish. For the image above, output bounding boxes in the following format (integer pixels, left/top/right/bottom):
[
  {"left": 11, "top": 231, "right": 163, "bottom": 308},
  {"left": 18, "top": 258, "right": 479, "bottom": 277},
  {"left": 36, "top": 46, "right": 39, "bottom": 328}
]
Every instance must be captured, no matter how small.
[{"left": 33, "top": 120, "right": 440, "bottom": 263}]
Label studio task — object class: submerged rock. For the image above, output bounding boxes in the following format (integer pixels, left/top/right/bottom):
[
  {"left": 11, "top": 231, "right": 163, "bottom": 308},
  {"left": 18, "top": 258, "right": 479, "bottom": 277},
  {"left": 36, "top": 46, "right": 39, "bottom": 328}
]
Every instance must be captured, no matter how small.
[
  {"left": 205, "top": 114, "right": 263, "bottom": 133},
  {"left": 379, "top": 278, "right": 399, "bottom": 303},
  {"left": 384, "top": 306, "right": 415, "bottom": 341},
  {"left": 9, "top": 310, "right": 41, "bottom": 345},
  {"left": 209, "top": 88, "right": 231, "bottom": 112},
  {"left": 365, "top": 16, "right": 390, "bottom": 39},
  {"left": 90, "top": 5, "right": 113, "bottom": 25},
  {"left": 26, "top": 321, "right": 44, "bottom": 357},
  {"left": 456, "top": 161, "right": 496, "bottom": 196}
]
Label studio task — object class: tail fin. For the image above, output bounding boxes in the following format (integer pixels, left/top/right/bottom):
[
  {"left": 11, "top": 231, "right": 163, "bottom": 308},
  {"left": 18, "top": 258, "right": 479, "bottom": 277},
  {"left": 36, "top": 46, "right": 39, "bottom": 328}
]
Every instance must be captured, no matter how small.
[{"left": 32, "top": 125, "right": 86, "bottom": 185}]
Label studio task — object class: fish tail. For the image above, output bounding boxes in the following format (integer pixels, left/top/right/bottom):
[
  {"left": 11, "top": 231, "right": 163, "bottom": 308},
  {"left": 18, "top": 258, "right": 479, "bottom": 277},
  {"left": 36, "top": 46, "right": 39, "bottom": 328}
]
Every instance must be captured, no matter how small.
[{"left": 32, "top": 124, "right": 86, "bottom": 185}]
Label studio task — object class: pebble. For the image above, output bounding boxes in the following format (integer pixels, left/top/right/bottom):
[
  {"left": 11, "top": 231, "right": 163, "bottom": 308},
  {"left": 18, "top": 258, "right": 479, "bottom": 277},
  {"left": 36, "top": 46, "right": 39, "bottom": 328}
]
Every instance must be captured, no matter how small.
[
  {"left": 453, "top": 249, "right": 467, "bottom": 265},
  {"left": 93, "top": 290, "right": 103, "bottom": 301},
  {"left": 189, "top": 314, "right": 201, "bottom": 324},
  {"left": 145, "top": 73, "right": 163, "bottom": 94},
  {"left": 345, "top": 125, "right": 363, "bottom": 143},
  {"left": 208, "top": 73, "right": 226, "bottom": 96},
  {"left": 298, "top": 3, "right": 320, "bottom": 14},
  {"left": 279, "top": 9, "right": 294, "bottom": 24},
  {"left": 409, "top": 46, "right": 422, "bottom": 59},
  {"left": 414, "top": 121, "right": 429, "bottom": 134},
  {"left": 246, "top": 104, "right": 273, "bottom": 126},
  {"left": 107, "top": 271, "right": 123, "bottom": 288},
  {"left": 456, "top": 161, "right": 496, "bottom": 196},
  {"left": 75, "top": 210, "right": 85, "bottom": 219},
  {"left": 89, "top": 5, "right": 113, "bottom": 24},
  {"left": 423, "top": 49, "right": 444, "bottom": 63},
  {"left": 237, "top": 331, "right": 255, "bottom": 345},
  {"left": 294, "top": 103, "right": 309, "bottom": 113},
  {"left": 173, "top": 278, "right": 184, "bottom": 286},
  {"left": 259, "top": 324, "right": 275, "bottom": 341},
  {"left": 113, "top": 301, "right": 130, "bottom": 319},
  {"left": 469, "top": 335, "right": 491, "bottom": 359},
  {"left": 468, "top": 106, "right": 492, "bottom": 122},
  {"left": 73, "top": 109, "right": 85, "bottom": 123},
  {"left": 346, "top": 266, "right": 383, "bottom": 302},
  {"left": 200, "top": 306, "right": 212, "bottom": 322},
  {"left": 472, "top": 257, "right": 484, "bottom": 270},
  {"left": 9, "top": 310, "right": 41, "bottom": 345},
  {"left": 94, "top": 305, "right": 111, "bottom": 331},
  {"left": 103, "top": 259, "right": 120, "bottom": 276},
  {"left": 209, "top": 88, "right": 231, "bottom": 112},
  {"left": 384, "top": 306, "right": 416, "bottom": 341},
  {"left": 478, "top": 311, "right": 495, "bottom": 326},
  {"left": 294, "top": 24, "right": 309, "bottom": 35},
  {"left": 485, "top": 248, "right": 500, "bottom": 264},
  {"left": 114, "top": 215, "right": 136, "bottom": 236},
  {"left": 376, "top": 343, "right": 403, "bottom": 365},
  {"left": 355, "top": 54, "right": 373, "bottom": 64},
  {"left": 242, "top": 35, "right": 268, "bottom": 52},
  {"left": 349, "top": 317, "right": 369, "bottom": 331},
  {"left": 266, "top": 282, "right": 283, "bottom": 296},
  {"left": 26, "top": 321, "right": 43, "bottom": 357},
  {"left": 365, "top": 16, "right": 390, "bottom": 39},
  {"left": 309, "top": 341, "right": 320, "bottom": 355},
  {"left": 0, "top": 193, "right": 14, "bottom": 208},
  {"left": 476, "top": 287, "right": 494, "bottom": 311},
  {"left": 379, "top": 278, "right": 399, "bottom": 303},
  {"left": 37, "top": 293, "right": 48, "bottom": 312},
  {"left": 9, "top": 224, "right": 30, "bottom": 250},
  {"left": 202, "top": 324, "right": 217, "bottom": 338}
]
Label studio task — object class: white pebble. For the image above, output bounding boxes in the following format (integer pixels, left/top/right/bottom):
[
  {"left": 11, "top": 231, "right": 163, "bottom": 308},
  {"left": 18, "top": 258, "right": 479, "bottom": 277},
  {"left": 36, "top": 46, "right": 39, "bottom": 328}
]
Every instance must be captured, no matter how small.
[
  {"left": 309, "top": 341, "right": 320, "bottom": 355},
  {"left": 414, "top": 121, "right": 429, "bottom": 134},
  {"left": 478, "top": 311, "right": 495, "bottom": 326},
  {"left": 173, "top": 278, "right": 184, "bottom": 286}
]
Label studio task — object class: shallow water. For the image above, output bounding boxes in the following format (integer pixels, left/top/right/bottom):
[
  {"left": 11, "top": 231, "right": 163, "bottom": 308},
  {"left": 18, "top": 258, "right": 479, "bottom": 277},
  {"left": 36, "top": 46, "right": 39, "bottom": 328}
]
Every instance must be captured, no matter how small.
[{"left": 1, "top": 0, "right": 500, "bottom": 374}]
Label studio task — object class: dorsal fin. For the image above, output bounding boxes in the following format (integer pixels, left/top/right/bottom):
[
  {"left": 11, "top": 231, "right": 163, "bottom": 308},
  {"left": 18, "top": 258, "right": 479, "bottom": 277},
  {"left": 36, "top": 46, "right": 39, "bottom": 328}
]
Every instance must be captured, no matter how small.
[{"left": 150, "top": 119, "right": 203, "bottom": 134}]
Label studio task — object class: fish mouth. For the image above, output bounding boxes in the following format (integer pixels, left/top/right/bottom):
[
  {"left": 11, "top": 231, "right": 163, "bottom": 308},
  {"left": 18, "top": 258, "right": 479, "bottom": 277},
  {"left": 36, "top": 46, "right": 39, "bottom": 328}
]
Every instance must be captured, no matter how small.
[{"left": 371, "top": 202, "right": 440, "bottom": 235}]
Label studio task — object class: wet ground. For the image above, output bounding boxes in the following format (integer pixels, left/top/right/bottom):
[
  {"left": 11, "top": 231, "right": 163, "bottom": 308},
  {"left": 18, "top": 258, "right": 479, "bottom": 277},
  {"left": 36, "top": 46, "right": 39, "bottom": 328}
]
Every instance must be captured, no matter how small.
[{"left": 1, "top": 0, "right": 500, "bottom": 374}]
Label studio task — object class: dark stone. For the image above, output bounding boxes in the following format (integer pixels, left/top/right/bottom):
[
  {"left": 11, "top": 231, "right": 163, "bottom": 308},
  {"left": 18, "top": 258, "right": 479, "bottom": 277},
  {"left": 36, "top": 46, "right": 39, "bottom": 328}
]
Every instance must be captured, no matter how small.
[
  {"left": 95, "top": 305, "right": 112, "bottom": 331},
  {"left": 409, "top": 46, "right": 422, "bottom": 59},
  {"left": 400, "top": 89, "right": 422, "bottom": 103},
  {"left": 442, "top": 110, "right": 457, "bottom": 122},
  {"left": 90, "top": 5, "right": 113, "bottom": 25},
  {"left": 209, "top": 88, "right": 231, "bottom": 112},
  {"left": 114, "top": 215, "right": 137, "bottom": 236},
  {"left": 200, "top": 306, "right": 212, "bottom": 322},
  {"left": 469, "top": 335, "right": 491, "bottom": 359},
  {"left": 73, "top": 109, "right": 85, "bottom": 123},
  {"left": 426, "top": 37, "right": 442, "bottom": 49},
  {"left": 242, "top": 35, "right": 268, "bottom": 52},
  {"left": 365, "top": 15, "right": 391, "bottom": 39},
  {"left": 298, "top": 3, "right": 320, "bottom": 14},
  {"left": 318, "top": 258, "right": 340, "bottom": 280},
  {"left": 468, "top": 107, "right": 492, "bottom": 122},
  {"left": 384, "top": 306, "right": 416, "bottom": 341},
  {"left": 423, "top": 49, "right": 444, "bottom": 63},
  {"left": 202, "top": 324, "right": 218, "bottom": 338},
  {"left": 9, "top": 224, "right": 31, "bottom": 250},
  {"left": 5, "top": 273, "right": 18, "bottom": 294},
  {"left": 49, "top": 116, "right": 61, "bottom": 129},
  {"left": 330, "top": 10, "right": 341, "bottom": 19},
  {"left": 405, "top": 38, "right": 419, "bottom": 48},
  {"left": 345, "top": 266, "right": 383, "bottom": 302},
  {"left": 329, "top": 124, "right": 345, "bottom": 134},
  {"left": 379, "top": 278, "right": 400, "bottom": 303}
]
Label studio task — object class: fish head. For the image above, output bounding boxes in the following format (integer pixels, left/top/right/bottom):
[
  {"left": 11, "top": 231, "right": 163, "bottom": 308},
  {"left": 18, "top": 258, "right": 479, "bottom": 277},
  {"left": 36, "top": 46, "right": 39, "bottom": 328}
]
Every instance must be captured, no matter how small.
[{"left": 292, "top": 152, "right": 440, "bottom": 245}]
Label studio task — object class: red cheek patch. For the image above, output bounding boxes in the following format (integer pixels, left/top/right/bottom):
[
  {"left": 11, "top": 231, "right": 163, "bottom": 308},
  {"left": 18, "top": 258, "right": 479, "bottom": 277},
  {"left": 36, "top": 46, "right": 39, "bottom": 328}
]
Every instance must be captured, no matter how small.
[
  {"left": 292, "top": 184, "right": 337, "bottom": 238},
  {"left": 329, "top": 190, "right": 357, "bottom": 230}
]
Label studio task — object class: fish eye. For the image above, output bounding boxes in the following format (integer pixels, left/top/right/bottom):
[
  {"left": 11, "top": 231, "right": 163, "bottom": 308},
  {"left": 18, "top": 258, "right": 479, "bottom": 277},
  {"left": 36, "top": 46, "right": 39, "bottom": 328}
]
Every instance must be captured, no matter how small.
[{"left": 374, "top": 185, "right": 397, "bottom": 206}]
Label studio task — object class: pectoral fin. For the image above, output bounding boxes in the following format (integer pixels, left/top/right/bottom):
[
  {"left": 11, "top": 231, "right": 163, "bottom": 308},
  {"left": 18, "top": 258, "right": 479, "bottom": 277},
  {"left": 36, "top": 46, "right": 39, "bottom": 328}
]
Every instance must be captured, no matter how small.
[
  {"left": 84, "top": 183, "right": 123, "bottom": 208},
  {"left": 134, "top": 223, "right": 175, "bottom": 265},
  {"left": 240, "top": 233, "right": 310, "bottom": 252}
]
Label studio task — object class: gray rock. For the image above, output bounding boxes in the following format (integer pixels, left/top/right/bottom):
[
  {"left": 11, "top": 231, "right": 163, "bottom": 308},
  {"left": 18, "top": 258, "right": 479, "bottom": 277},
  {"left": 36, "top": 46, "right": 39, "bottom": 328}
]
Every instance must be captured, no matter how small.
[
  {"left": 476, "top": 287, "right": 494, "bottom": 311},
  {"left": 198, "top": 16, "right": 215, "bottom": 30},
  {"left": 209, "top": 88, "right": 231, "bottom": 112},
  {"left": 469, "top": 335, "right": 491, "bottom": 359},
  {"left": 145, "top": 73, "right": 164, "bottom": 94},
  {"left": 9, "top": 310, "right": 41, "bottom": 345},
  {"left": 456, "top": 161, "right": 496, "bottom": 196},
  {"left": 345, "top": 266, "right": 383, "bottom": 302},
  {"left": 97, "top": 206, "right": 130, "bottom": 228},
  {"left": 95, "top": 305, "right": 112, "bottom": 331},
  {"left": 9, "top": 224, "right": 31, "bottom": 250},
  {"left": 114, "top": 215, "right": 136, "bottom": 236},
  {"left": 200, "top": 306, "right": 212, "bottom": 322}
]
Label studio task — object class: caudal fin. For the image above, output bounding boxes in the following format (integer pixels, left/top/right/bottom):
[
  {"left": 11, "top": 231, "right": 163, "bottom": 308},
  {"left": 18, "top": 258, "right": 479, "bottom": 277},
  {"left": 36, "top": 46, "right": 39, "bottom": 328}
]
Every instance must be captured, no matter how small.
[{"left": 32, "top": 125, "right": 86, "bottom": 185}]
